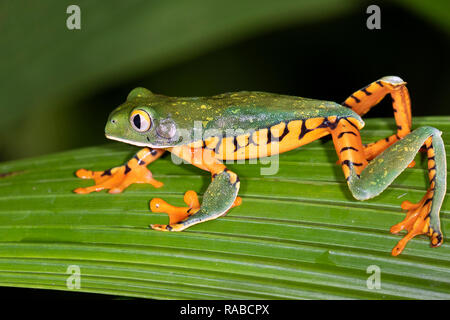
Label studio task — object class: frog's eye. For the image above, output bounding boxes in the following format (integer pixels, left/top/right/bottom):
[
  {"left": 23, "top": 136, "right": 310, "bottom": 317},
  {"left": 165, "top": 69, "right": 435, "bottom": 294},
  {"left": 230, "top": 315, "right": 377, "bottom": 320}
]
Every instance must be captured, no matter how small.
[{"left": 130, "top": 109, "right": 152, "bottom": 132}]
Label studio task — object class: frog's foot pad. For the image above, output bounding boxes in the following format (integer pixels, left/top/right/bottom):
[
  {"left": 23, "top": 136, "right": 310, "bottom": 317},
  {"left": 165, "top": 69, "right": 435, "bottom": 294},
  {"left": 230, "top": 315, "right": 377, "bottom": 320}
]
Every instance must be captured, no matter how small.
[
  {"left": 74, "top": 165, "right": 163, "bottom": 194},
  {"left": 151, "top": 223, "right": 186, "bottom": 232},
  {"left": 390, "top": 190, "right": 443, "bottom": 256},
  {"left": 150, "top": 190, "right": 242, "bottom": 227}
]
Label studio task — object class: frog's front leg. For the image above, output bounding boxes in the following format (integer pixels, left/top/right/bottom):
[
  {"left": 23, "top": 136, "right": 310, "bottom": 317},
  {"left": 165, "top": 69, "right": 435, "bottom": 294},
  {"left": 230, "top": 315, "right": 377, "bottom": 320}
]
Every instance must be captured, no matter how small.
[
  {"left": 150, "top": 146, "right": 241, "bottom": 231},
  {"left": 331, "top": 118, "right": 446, "bottom": 256},
  {"left": 151, "top": 190, "right": 242, "bottom": 226},
  {"left": 74, "top": 147, "right": 165, "bottom": 194}
]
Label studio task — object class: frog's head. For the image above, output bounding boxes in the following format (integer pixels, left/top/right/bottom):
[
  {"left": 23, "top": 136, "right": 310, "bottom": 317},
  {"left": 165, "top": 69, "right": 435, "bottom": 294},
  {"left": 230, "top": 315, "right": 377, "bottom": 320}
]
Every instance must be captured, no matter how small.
[{"left": 105, "top": 87, "right": 182, "bottom": 148}]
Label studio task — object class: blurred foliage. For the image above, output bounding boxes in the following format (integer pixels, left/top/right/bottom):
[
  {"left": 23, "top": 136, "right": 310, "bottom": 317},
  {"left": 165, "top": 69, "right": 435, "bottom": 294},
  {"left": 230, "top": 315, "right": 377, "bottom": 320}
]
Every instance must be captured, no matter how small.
[{"left": 0, "top": 0, "right": 448, "bottom": 162}]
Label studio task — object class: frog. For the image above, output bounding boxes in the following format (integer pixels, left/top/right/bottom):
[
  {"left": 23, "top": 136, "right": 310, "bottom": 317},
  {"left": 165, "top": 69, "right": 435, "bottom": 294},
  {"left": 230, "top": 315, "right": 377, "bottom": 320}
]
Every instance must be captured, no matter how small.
[{"left": 74, "top": 76, "right": 446, "bottom": 256}]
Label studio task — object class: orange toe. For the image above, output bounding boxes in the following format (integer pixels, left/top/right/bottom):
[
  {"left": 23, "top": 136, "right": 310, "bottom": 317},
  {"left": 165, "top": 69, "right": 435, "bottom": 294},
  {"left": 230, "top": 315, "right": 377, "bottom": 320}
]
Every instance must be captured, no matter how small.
[
  {"left": 232, "top": 196, "right": 242, "bottom": 208},
  {"left": 149, "top": 179, "right": 164, "bottom": 188},
  {"left": 73, "top": 187, "right": 89, "bottom": 194},
  {"left": 75, "top": 169, "right": 92, "bottom": 179},
  {"left": 150, "top": 197, "right": 194, "bottom": 224},
  {"left": 183, "top": 190, "right": 200, "bottom": 208}
]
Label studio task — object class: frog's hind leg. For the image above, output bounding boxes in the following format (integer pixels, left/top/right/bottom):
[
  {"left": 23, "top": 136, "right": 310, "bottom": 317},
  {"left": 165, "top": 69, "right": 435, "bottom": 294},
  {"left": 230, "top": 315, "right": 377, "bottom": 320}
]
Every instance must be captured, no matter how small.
[
  {"left": 331, "top": 119, "right": 446, "bottom": 256},
  {"left": 150, "top": 146, "right": 241, "bottom": 231},
  {"left": 74, "top": 147, "right": 165, "bottom": 194},
  {"left": 342, "top": 76, "right": 413, "bottom": 161}
]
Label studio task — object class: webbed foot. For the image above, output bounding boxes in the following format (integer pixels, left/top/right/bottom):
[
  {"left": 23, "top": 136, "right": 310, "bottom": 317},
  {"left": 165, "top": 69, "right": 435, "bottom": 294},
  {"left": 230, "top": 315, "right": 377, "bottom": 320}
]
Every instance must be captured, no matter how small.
[{"left": 390, "top": 189, "right": 443, "bottom": 256}]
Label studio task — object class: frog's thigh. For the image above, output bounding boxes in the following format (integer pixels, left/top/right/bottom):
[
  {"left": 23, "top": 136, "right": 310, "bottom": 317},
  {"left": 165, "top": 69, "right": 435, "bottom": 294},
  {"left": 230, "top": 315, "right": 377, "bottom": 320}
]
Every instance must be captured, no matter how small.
[{"left": 151, "top": 146, "right": 240, "bottom": 231}]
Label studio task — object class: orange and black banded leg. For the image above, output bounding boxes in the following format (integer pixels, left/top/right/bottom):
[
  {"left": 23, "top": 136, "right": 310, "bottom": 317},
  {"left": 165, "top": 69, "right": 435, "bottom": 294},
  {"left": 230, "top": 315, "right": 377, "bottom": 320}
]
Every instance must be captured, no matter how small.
[
  {"left": 74, "top": 147, "right": 165, "bottom": 194},
  {"left": 342, "top": 76, "right": 413, "bottom": 161},
  {"left": 331, "top": 120, "right": 446, "bottom": 256},
  {"left": 330, "top": 117, "right": 369, "bottom": 180},
  {"left": 150, "top": 146, "right": 241, "bottom": 231}
]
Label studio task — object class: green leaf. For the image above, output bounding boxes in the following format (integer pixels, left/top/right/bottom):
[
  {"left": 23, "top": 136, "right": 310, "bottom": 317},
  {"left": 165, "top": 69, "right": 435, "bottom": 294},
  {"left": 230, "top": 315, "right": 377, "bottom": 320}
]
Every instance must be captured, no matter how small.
[{"left": 0, "top": 117, "right": 449, "bottom": 299}]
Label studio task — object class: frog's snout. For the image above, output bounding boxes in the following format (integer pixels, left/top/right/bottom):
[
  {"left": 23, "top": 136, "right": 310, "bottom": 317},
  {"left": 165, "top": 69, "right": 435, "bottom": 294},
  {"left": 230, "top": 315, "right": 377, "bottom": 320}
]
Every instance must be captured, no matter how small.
[
  {"left": 105, "top": 114, "right": 120, "bottom": 137},
  {"left": 106, "top": 117, "right": 117, "bottom": 130},
  {"left": 108, "top": 111, "right": 119, "bottom": 125}
]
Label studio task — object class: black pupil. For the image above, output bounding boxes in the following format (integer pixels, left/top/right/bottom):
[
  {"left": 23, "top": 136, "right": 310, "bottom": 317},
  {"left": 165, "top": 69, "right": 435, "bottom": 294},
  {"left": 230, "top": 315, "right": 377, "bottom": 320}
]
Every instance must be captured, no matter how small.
[{"left": 133, "top": 114, "right": 141, "bottom": 129}]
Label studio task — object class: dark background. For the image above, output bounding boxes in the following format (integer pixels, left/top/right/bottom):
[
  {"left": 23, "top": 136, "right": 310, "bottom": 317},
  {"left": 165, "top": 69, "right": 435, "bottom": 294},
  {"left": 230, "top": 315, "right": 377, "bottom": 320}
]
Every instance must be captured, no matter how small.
[
  {"left": 0, "top": 0, "right": 448, "bottom": 299},
  {"left": 0, "top": 0, "right": 448, "bottom": 163}
]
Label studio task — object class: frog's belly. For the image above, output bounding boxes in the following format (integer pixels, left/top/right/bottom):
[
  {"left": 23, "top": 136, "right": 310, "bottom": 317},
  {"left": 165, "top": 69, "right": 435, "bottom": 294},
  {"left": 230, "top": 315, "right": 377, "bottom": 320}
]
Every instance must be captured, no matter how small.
[{"left": 203, "top": 118, "right": 331, "bottom": 160}]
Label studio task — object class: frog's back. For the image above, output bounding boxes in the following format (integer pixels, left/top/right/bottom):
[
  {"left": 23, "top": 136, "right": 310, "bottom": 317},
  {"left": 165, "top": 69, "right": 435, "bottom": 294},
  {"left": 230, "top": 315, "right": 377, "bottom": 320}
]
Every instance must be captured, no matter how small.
[
  {"left": 183, "top": 91, "right": 364, "bottom": 160},
  {"left": 201, "top": 91, "right": 361, "bottom": 130}
]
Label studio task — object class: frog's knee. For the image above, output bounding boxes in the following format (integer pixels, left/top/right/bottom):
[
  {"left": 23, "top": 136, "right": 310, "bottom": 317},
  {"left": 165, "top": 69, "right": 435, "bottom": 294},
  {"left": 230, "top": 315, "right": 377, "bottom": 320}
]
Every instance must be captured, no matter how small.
[
  {"left": 413, "top": 126, "right": 441, "bottom": 137},
  {"left": 379, "top": 76, "right": 406, "bottom": 85}
]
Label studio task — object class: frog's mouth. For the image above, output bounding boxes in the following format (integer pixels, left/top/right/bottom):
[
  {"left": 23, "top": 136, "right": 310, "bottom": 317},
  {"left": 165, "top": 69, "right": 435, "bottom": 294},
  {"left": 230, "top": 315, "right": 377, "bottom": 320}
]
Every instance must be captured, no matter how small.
[
  {"left": 105, "top": 134, "right": 172, "bottom": 149},
  {"left": 106, "top": 134, "right": 155, "bottom": 148}
]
